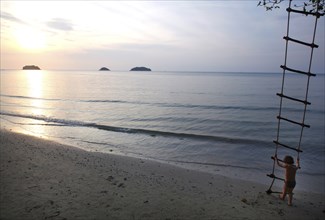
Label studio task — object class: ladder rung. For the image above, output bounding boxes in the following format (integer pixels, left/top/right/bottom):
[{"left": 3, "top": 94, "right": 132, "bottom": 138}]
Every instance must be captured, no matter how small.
[
  {"left": 277, "top": 93, "right": 311, "bottom": 105},
  {"left": 267, "top": 173, "right": 285, "bottom": 181},
  {"left": 266, "top": 189, "right": 282, "bottom": 194},
  {"left": 271, "top": 156, "right": 301, "bottom": 169},
  {"left": 271, "top": 156, "right": 284, "bottom": 163},
  {"left": 287, "top": 7, "right": 324, "bottom": 18},
  {"left": 283, "top": 36, "right": 319, "bottom": 48},
  {"left": 273, "top": 140, "right": 303, "bottom": 153},
  {"left": 280, "top": 65, "right": 316, "bottom": 77},
  {"left": 277, "top": 116, "right": 310, "bottom": 128}
]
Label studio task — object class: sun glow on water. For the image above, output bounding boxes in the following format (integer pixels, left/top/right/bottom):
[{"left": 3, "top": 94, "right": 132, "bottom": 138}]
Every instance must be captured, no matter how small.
[
  {"left": 26, "top": 70, "right": 43, "bottom": 97},
  {"left": 25, "top": 70, "right": 44, "bottom": 114},
  {"left": 24, "top": 70, "right": 46, "bottom": 135}
]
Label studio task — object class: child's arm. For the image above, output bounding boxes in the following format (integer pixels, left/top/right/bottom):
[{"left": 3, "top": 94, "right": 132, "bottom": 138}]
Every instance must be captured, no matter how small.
[
  {"left": 275, "top": 155, "right": 286, "bottom": 168},
  {"left": 296, "top": 158, "right": 300, "bottom": 169}
]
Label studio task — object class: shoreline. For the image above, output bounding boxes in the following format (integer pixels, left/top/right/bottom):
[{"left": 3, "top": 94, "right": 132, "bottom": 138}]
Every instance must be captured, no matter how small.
[
  {"left": 2, "top": 119, "right": 323, "bottom": 195},
  {"left": 1, "top": 129, "right": 324, "bottom": 219}
]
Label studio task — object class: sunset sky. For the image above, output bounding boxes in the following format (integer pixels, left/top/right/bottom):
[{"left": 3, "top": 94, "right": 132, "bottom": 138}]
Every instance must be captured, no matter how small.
[{"left": 1, "top": 1, "right": 324, "bottom": 72}]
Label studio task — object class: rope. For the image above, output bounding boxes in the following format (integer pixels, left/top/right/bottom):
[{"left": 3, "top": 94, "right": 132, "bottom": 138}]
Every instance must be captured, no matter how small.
[
  {"left": 267, "top": 0, "right": 323, "bottom": 194},
  {"left": 267, "top": 0, "right": 293, "bottom": 193},
  {"left": 297, "top": 10, "right": 320, "bottom": 154}
]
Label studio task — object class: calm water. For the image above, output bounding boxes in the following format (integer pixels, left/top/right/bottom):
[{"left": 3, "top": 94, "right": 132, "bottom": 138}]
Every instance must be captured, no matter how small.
[{"left": 1, "top": 70, "right": 324, "bottom": 193}]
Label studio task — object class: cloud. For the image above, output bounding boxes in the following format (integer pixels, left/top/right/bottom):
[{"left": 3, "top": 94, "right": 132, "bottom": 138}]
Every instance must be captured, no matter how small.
[
  {"left": 46, "top": 18, "right": 73, "bottom": 31},
  {"left": 0, "top": 11, "right": 25, "bottom": 24}
]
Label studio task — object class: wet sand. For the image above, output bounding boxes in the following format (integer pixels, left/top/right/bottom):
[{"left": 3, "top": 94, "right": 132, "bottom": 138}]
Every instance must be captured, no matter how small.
[{"left": 0, "top": 129, "right": 324, "bottom": 220}]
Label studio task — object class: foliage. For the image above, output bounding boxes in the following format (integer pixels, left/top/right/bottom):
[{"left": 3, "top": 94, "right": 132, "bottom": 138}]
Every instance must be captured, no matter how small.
[{"left": 258, "top": 0, "right": 325, "bottom": 14}]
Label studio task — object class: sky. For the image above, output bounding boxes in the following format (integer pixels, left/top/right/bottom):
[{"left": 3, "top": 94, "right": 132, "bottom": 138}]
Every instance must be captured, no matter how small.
[{"left": 0, "top": 0, "right": 324, "bottom": 72}]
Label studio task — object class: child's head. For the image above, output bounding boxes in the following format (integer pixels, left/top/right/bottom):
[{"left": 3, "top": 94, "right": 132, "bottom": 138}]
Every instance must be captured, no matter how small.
[{"left": 284, "top": 155, "right": 294, "bottom": 165}]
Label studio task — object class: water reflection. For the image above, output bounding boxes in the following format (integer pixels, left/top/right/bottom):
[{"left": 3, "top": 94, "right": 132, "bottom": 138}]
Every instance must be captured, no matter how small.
[{"left": 25, "top": 70, "right": 45, "bottom": 135}]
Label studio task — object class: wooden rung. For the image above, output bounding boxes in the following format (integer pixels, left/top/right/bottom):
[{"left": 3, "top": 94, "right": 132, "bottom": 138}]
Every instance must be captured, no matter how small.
[
  {"left": 267, "top": 173, "right": 285, "bottom": 181},
  {"left": 283, "top": 36, "right": 318, "bottom": 48},
  {"left": 273, "top": 140, "right": 303, "bottom": 153},
  {"left": 277, "top": 93, "right": 311, "bottom": 105},
  {"left": 271, "top": 156, "right": 301, "bottom": 169},
  {"left": 277, "top": 116, "right": 310, "bottom": 128},
  {"left": 280, "top": 65, "right": 316, "bottom": 77},
  {"left": 271, "top": 156, "right": 284, "bottom": 163},
  {"left": 287, "top": 7, "right": 324, "bottom": 18},
  {"left": 266, "top": 189, "right": 282, "bottom": 194}
]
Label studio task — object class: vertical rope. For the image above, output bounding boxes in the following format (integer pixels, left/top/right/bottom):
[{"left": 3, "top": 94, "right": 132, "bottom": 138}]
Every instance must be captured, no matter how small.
[
  {"left": 297, "top": 4, "right": 320, "bottom": 155},
  {"left": 273, "top": 0, "right": 292, "bottom": 172},
  {"left": 267, "top": 0, "right": 293, "bottom": 193},
  {"left": 273, "top": 0, "right": 292, "bottom": 159}
]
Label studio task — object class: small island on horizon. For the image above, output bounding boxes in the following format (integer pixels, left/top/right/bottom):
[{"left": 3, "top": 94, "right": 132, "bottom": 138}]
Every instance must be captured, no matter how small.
[
  {"left": 22, "top": 65, "right": 41, "bottom": 70},
  {"left": 99, "top": 67, "right": 110, "bottom": 71},
  {"left": 130, "top": 67, "right": 151, "bottom": 71}
]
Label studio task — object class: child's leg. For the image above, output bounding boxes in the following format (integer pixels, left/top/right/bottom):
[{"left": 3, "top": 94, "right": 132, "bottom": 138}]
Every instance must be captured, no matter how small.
[
  {"left": 287, "top": 188, "right": 294, "bottom": 206},
  {"left": 280, "top": 184, "right": 287, "bottom": 200}
]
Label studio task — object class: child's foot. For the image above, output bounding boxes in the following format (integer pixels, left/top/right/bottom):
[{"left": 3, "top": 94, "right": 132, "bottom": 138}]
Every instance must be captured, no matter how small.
[{"left": 279, "top": 195, "right": 284, "bottom": 200}]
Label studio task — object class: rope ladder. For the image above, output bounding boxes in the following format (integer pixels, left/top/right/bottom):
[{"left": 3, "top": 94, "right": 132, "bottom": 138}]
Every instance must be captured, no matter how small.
[{"left": 266, "top": 0, "right": 324, "bottom": 194}]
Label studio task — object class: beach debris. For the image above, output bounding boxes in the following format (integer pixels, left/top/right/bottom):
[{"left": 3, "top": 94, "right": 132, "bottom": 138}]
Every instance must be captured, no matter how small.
[
  {"left": 118, "top": 183, "right": 125, "bottom": 188},
  {"left": 25, "top": 204, "right": 42, "bottom": 213},
  {"left": 241, "top": 198, "right": 249, "bottom": 205},
  {"left": 106, "top": 176, "right": 114, "bottom": 181},
  {"left": 278, "top": 209, "right": 285, "bottom": 216},
  {"left": 45, "top": 211, "right": 60, "bottom": 219}
]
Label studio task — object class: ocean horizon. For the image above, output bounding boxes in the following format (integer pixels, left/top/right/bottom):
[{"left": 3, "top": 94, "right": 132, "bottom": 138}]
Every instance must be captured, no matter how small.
[{"left": 2, "top": 68, "right": 325, "bottom": 74}]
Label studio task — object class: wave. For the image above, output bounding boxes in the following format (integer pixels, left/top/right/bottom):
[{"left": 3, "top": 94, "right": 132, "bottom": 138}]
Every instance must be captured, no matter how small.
[
  {"left": 0, "top": 94, "right": 61, "bottom": 101},
  {"left": 0, "top": 111, "right": 270, "bottom": 146},
  {"left": 0, "top": 112, "right": 91, "bottom": 127},
  {"left": 79, "top": 98, "right": 280, "bottom": 112},
  {"left": 2, "top": 93, "right": 320, "bottom": 113},
  {"left": 164, "top": 159, "right": 325, "bottom": 176},
  {"left": 165, "top": 159, "right": 264, "bottom": 171},
  {"left": 0, "top": 101, "right": 58, "bottom": 111}
]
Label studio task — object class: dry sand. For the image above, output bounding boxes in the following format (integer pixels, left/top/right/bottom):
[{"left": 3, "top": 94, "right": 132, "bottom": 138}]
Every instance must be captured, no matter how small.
[{"left": 0, "top": 129, "right": 324, "bottom": 220}]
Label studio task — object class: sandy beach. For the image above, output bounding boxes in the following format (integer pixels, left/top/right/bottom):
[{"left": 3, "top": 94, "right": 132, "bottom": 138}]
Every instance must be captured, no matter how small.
[{"left": 0, "top": 129, "right": 324, "bottom": 220}]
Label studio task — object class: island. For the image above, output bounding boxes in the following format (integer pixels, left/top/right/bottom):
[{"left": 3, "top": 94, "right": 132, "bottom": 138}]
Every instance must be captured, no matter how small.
[
  {"left": 22, "top": 65, "right": 41, "bottom": 70},
  {"left": 130, "top": 67, "right": 151, "bottom": 71},
  {"left": 99, "top": 67, "right": 110, "bottom": 71}
]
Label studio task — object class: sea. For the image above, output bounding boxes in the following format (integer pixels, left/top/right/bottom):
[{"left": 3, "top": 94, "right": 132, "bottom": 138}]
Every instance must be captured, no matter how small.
[{"left": 0, "top": 70, "right": 324, "bottom": 194}]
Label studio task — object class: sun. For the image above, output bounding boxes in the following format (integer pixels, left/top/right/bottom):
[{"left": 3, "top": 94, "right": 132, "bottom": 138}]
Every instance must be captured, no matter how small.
[{"left": 14, "top": 27, "right": 47, "bottom": 51}]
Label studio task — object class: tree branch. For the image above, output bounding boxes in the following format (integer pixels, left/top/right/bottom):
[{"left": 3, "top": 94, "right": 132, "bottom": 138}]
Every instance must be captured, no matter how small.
[{"left": 258, "top": 0, "right": 325, "bottom": 14}]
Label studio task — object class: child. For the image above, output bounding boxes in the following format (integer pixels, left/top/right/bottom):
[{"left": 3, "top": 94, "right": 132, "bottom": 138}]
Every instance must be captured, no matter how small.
[{"left": 275, "top": 155, "right": 300, "bottom": 206}]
